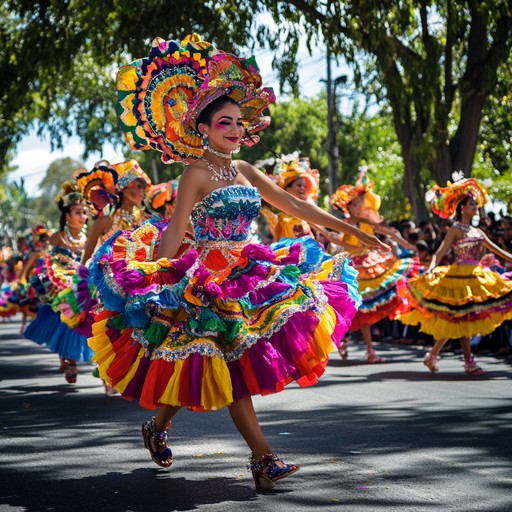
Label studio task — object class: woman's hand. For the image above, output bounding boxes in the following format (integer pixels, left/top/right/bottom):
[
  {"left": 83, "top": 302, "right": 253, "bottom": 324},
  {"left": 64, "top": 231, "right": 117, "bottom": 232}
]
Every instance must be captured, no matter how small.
[{"left": 356, "top": 231, "right": 391, "bottom": 251}]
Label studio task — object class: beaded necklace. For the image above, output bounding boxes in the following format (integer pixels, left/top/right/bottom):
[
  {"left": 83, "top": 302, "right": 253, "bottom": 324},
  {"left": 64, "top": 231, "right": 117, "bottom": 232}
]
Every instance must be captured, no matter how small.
[
  {"left": 63, "top": 225, "right": 87, "bottom": 252},
  {"left": 206, "top": 146, "right": 232, "bottom": 160},
  {"left": 201, "top": 157, "right": 238, "bottom": 182}
]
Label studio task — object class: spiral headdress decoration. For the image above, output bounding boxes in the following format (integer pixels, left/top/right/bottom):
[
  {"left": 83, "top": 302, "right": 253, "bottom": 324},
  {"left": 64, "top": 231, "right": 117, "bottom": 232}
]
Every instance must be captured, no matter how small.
[{"left": 115, "top": 34, "right": 275, "bottom": 165}]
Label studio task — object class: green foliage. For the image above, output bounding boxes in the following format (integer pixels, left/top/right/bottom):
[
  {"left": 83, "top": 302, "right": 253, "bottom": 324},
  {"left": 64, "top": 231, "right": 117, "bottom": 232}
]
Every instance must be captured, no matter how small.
[
  {"left": 0, "top": 0, "right": 260, "bottom": 174},
  {"left": 239, "top": 93, "right": 408, "bottom": 220},
  {"left": 0, "top": 178, "right": 34, "bottom": 240},
  {"left": 337, "top": 105, "right": 410, "bottom": 220},
  {"left": 26, "top": 157, "right": 85, "bottom": 229}
]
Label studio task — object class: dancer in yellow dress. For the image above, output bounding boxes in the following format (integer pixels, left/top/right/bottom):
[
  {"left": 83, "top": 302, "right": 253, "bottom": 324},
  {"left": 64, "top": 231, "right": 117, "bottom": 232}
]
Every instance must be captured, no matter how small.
[
  {"left": 330, "top": 169, "right": 419, "bottom": 362},
  {"left": 399, "top": 177, "right": 512, "bottom": 375}
]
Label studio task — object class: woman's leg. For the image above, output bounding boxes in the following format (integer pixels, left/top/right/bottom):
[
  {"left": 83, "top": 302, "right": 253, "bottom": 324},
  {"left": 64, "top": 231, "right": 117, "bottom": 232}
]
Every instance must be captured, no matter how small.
[
  {"left": 143, "top": 405, "right": 182, "bottom": 468},
  {"left": 430, "top": 338, "right": 449, "bottom": 357},
  {"left": 228, "top": 395, "right": 271, "bottom": 460},
  {"left": 361, "top": 325, "right": 383, "bottom": 363},
  {"left": 155, "top": 405, "right": 182, "bottom": 432},
  {"left": 460, "top": 337, "right": 485, "bottom": 375}
]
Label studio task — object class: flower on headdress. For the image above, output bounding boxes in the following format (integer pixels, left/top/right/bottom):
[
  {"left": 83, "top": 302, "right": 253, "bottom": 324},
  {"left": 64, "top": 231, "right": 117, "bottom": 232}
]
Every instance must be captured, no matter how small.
[
  {"left": 330, "top": 166, "right": 383, "bottom": 223},
  {"left": 115, "top": 34, "right": 275, "bottom": 165},
  {"left": 428, "top": 176, "right": 489, "bottom": 219},
  {"left": 55, "top": 182, "right": 85, "bottom": 208}
]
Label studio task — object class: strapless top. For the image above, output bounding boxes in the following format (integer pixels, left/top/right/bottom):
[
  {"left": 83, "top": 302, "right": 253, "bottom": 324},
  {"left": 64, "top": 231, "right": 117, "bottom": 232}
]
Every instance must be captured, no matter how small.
[{"left": 191, "top": 185, "right": 261, "bottom": 244}]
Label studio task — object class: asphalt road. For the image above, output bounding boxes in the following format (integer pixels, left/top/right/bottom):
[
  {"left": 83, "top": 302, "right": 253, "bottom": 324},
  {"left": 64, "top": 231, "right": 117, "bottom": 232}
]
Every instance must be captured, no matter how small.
[{"left": 1, "top": 317, "right": 511, "bottom": 512}]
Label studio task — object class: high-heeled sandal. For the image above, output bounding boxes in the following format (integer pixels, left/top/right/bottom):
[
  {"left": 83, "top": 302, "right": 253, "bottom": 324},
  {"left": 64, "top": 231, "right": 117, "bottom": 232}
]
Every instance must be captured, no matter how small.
[
  {"left": 366, "top": 348, "right": 384, "bottom": 364},
  {"left": 142, "top": 417, "right": 173, "bottom": 468},
  {"left": 338, "top": 339, "right": 349, "bottom": 360},
  {"left": 248, "top": 452, "right": 300, "bottom": 490},
  {"left": 64, "top": 360, "right": 78, "bottom": 383},
  {"left": 59, "top": 357, "right": 68, "bottom": 373},
  {"left": 423, "top": 352, "right": 439, "bottom": 373},
  {"left": 463, "top": 355, "right": 485, "bottom": 376}
]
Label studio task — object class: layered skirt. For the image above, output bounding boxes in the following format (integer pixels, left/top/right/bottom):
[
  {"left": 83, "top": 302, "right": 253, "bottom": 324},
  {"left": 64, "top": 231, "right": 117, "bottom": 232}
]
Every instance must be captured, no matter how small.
[
  {"left": 88, "top": 221, "right": 360, "bottom": 411},
  {"left": 399, "top": 263, "right": 512, "bottom": 339}
]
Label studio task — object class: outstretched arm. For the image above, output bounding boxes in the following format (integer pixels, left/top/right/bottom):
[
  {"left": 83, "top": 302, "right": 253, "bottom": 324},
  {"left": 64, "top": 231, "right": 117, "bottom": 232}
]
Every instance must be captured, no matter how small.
[
  {"left": 373, "top": 224, "right": 418, "bottom": 253},
  {"left": 240, "top": 162, "right": 389, "bottom": 251},
  {"left": 482, "top": 232, "right": 512, "bottom": 263}
]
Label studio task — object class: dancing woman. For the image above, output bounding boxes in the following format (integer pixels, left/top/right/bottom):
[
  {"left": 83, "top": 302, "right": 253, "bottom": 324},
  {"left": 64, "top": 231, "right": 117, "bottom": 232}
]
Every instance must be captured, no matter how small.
[
  {"left": 89, "top": 34, "right": 387, "bottom": 490},
  {"left": 399, "top": 177, "right": 512, "bottom": 375},
  {"left": 330, "top": 170, "right": 419, "bottom": 363},
  {"left": 80, "top": 159, "right": 152, "bottom": 264},
  {"left": 24, "top": 183, "right": 93, "bottom": 383}
]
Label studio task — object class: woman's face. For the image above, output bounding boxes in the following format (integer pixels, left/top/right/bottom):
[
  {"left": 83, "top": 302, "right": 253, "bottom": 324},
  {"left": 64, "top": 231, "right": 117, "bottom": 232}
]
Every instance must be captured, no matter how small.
[
  {"left": 347, "top": 195, "right": 364, "bottom": 216},
  {"left": 286, "top": 178, "right": 308, "bottom": 200},
  {"left": 66, "top": 204, "right": 88, "bottom": 229},
  {"left": 200, "top": 103, "right": 244, "bottom": 153},
  {"left": 460, "top": 197, "right": 478, "bottom": 218},
  {"left": 123, "top": 179, "right": 146, "bottom": 206}
]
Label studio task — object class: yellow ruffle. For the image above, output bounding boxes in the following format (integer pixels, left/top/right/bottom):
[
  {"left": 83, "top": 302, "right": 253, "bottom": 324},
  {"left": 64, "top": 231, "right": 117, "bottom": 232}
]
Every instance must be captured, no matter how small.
[
  {"left": 406, "top": 264, "right": 512, "bottom": 306},
  {"left": 400, "top": 308, "right": 512, "bottom": 339}
]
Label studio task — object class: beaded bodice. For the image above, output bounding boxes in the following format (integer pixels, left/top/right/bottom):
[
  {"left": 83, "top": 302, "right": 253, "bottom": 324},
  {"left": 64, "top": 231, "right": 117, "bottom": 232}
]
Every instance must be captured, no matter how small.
[
  {"left": 453, "top": 223, "right": 484, "bottom": 264},
  {"left": 51, "top": 245, "right": 82, "bottom": 264},
  {"left": 191, "top": 185, "right": 261, "bottom": 244}
]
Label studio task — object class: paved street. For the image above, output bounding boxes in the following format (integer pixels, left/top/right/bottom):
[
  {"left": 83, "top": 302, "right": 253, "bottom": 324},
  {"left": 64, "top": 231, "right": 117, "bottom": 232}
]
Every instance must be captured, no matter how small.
[{"left": 1, "top": 316, "right": 512, "bottom": 512}]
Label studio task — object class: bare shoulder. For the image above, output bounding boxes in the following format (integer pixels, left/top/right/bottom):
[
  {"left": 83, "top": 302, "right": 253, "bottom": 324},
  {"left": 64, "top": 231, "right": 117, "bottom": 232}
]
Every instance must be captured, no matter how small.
[
  {"left": 234, "top": 159, "right": 262, "bottom": 185},
  {"left": 49, "top": 231, "right": 64, "bottom": 247}
]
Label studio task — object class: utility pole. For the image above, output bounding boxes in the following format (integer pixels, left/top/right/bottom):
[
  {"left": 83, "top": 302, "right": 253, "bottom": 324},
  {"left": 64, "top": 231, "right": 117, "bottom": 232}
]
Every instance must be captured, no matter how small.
[{"left": 326, "top": 49, "right": 338, "bottom": 197}]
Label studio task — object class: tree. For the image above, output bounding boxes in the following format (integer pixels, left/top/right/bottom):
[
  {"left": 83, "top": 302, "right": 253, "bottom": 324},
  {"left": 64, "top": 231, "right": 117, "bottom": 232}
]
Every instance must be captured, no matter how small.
[
  {"left": 27, "top": 157, "right": 85, "bottom": 228},
  {"left": 240, "top": 93, "right": 410, "bottom": 219},
  {"left": 259, "top": 0, "right": 512, "bottom": 220},
  {"left": 0, "top": 0, "right": 265, "bottom": 176},
  {"left": 0, "top": 178, "right": 33, "bottom": 241}
]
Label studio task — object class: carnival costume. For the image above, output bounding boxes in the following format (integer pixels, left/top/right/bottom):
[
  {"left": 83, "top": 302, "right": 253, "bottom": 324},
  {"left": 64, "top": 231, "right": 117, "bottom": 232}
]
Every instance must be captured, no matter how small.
[
  {"left": 399, "top": 178, "right": 512, "bottom": 340},
  {"left": 261, "top": 157, "right": 320, "bottom": 241},
  {"left": 87, "top": 34, "right": 363, "bottom": 487},
  {"left": 330, "top": 171, "right": 420, "bottom": 332},
  {"left": 56, "top": 160, "right": 151, "bottom": 337},
  {"left": 90, "top": 33, "right": 359, "bottom": 407},
  {"left": 24, "top": 184, "right": 93, "bottom": 379}
]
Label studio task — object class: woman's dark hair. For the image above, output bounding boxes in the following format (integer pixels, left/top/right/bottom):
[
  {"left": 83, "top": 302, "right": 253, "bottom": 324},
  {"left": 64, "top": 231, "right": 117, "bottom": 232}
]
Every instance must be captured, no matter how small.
[
  {"left": 57, "top": 199, "right": 71, "bottom": 231},
  {"left": 455, "top": 195, "right": 472, "bottom": 220},
  {"left": 57, "top": 200, "right": 86, "bottom": 230},
  {"left": 196, "top": 96, "right": 240, "bottom": 133}
]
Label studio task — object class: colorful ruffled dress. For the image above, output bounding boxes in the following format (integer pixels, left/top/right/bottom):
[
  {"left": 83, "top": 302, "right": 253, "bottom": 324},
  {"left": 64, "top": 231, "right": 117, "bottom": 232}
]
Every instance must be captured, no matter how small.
[
  {"left": 25, "top": 246, "right": 93, "bottom": 362},
  {"left": 89, "top": 185, "right": 359, "bottom": 411},
  {"left": 399, "top": 223, "right": 512, "bottom": 339},
  {"left": 343, "top": 221, "right": 420, "bottom": 331}
]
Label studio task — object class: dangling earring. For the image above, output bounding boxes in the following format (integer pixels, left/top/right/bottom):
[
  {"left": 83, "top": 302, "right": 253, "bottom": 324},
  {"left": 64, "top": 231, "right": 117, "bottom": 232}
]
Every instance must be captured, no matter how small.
[{"left": 202, "top": 133, "right": 209, "bottom": 150}]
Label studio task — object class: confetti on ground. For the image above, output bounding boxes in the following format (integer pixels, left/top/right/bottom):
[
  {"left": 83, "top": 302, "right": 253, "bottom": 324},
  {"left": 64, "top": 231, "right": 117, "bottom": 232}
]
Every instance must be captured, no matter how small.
[{"left": 193, "top": 451, "right": 225, "bottom": 458}]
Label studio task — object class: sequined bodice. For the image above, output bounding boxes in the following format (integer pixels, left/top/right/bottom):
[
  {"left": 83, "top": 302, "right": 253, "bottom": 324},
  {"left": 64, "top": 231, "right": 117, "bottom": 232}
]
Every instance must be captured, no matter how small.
[
  {"left": 191, "top": 185, "right": 261, "bottom": 244},
  {"left": 51, "top": 245, "right": 82, "bottom": 264},
  {"left": 453, "top": 224, "right": 484, "bottom": 264}
]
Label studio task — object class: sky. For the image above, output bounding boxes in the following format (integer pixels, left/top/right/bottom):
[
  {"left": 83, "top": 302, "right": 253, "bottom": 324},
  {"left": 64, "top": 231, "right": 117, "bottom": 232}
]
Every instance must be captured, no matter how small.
[{"left": 9, "top": 36, "right": 351, "bottom": 197}]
